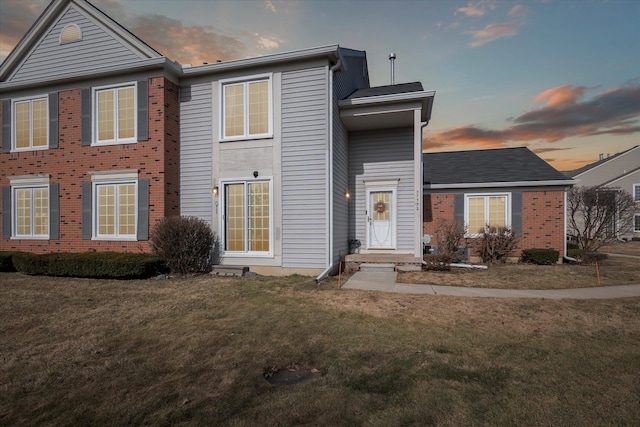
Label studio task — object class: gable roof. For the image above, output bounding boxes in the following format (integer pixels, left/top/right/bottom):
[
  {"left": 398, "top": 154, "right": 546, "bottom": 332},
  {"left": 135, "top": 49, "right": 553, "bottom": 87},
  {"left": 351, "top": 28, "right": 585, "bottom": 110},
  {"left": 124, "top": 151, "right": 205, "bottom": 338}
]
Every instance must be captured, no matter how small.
[
  {"left": 566, "top": 145, "right": 639, "bottom": 178},
  {"left": 0, "top": 0, "right": 163, "bottom": 83},
  {"left": 423, "top": 147, "right": 575, "bottom": 189}
]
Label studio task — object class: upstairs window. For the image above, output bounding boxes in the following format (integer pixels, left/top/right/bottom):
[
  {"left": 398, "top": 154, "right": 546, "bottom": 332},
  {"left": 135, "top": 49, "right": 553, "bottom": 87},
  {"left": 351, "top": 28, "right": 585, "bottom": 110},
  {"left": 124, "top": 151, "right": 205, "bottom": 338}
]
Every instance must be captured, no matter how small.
[
  {"left": 94, "top": 83, "right": 137, "bottom": 145},
  {"left": 13, "top": 97, "right": 48, "bottom": 150},
  {"left": 633, "top": 184, "right": 639, "bottom": 202},
  {"left": 221, "top": 75, "right": 272, "bottom": 140}
]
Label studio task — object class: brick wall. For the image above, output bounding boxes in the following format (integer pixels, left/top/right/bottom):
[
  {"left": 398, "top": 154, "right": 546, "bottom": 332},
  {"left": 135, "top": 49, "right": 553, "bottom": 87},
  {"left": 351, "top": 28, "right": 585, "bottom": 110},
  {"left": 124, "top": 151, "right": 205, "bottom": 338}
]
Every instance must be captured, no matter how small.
[
  {"left": 423, "top": 190, "right": 566, "bottom": 258},
  {"left": 0, "top": 77, "right": 180, "bottom": 254}
]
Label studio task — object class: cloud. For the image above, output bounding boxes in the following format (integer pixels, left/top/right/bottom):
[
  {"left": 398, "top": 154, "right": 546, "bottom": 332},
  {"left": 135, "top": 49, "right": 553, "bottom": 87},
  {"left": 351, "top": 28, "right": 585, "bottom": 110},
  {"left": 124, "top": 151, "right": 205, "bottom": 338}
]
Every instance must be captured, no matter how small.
[
  {"left": 457, "top": 2, "right": 485, "bottom": 17},
  {"left": 427, "top": 83, "right": 640, "bottom": 149},
  {"left": 265, "top": 0, "right": 277, "bottom": 13},
  {"left": 508, "top": 5, "right": 528, "bottom": 17},
  {"left": 254, "top": 34, "right": 281, "bottom": 50},
  {"left": 124, "top": 14, "right": 247, "bottom": 64},
  {"left": 466, "top": 22, "right": 520, "bottom": 47},
  {"left": 0, "top": 0, "right": 48, "bottom": 62}
]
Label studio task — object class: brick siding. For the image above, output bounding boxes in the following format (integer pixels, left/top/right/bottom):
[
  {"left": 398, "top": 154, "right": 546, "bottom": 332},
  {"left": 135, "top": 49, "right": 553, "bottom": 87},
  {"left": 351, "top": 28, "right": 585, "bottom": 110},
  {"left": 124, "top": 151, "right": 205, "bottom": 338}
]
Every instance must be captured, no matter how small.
[{"left": 0, "top": 77, "right": 180, "bottom": 254}]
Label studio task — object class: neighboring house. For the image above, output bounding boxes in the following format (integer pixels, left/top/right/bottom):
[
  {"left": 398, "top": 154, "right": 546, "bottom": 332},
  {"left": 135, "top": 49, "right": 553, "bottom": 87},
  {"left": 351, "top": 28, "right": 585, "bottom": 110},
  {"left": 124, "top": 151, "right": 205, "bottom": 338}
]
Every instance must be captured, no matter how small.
[
  {"left": 423, "top": 147, "right": 575, "bottom": 261},
  {"left": 566, "top": 146, "right": 640, "bottom": 240},
  {"left": 0, "top": 0, "right": 435, "bottom": 278}
]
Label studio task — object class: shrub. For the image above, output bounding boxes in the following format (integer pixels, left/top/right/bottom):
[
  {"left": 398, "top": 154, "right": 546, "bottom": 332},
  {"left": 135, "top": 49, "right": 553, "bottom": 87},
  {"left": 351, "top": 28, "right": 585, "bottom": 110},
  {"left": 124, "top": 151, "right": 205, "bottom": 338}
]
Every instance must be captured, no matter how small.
[
  {"left": 581, "top": 252, "right": 608, "bottom": 264},
  {"left": 12, "top": 252, "right": 165, "bottom": 279},
  {"left": 479, "top": 226, "right": 518, "bottom": 264},
  {"left": 567, "top": 248, "right": 584, "bottom": 259},
  {"left": 435, "top": 220, "right": 466, "bottom": 259},
  {"left": 150, "top": 216, "right": 220, "bottom": 275},
  {"left": 423, "top": 253, "right": 452, "bottom": 271},
  {"left": 567, "top": 242, "right": 579, "bottom": 250},
  {"left": 0, "top": 252, "right": 27, "bottom": 272},
  {"left": 521, "top": 248, "right": 559, "bottom": 265}
]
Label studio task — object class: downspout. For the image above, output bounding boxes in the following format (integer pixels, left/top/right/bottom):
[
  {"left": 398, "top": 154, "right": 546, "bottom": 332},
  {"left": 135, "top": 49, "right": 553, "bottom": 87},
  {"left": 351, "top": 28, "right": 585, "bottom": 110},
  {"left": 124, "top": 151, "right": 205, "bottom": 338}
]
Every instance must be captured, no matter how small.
[{"left": 316, "top": 55, "right": 343, "bottom": 283}]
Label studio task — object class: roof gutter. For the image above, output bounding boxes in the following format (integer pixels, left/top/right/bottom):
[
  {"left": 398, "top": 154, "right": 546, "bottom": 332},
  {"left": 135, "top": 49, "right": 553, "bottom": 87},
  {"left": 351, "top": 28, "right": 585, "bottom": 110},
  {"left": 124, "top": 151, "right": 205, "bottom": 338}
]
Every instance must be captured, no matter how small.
[
  {"left": 424, "top": 179, "right": 578, "bottom": 190},
  {"left": 316, "top": 52, "right": 344, "bottom": 284}
]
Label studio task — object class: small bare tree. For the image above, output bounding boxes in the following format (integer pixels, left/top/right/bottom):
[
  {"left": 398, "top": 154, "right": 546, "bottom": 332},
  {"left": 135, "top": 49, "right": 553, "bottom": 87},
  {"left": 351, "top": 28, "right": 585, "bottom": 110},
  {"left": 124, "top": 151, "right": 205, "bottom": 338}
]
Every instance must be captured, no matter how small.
[
  {"left": 435, "top": 219, "right": 466, "bottom": 259},
  {"left": 567, "top": 186, "right": 636, "bottom": 252},
  {"left": 479, "top": 226, "right": 518, "bottom": 264}
]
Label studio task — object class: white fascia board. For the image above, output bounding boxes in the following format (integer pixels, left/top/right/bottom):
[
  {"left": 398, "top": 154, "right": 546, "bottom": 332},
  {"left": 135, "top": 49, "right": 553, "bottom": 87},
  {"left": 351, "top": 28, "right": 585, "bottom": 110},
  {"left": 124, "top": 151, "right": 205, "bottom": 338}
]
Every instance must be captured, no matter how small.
[
  {"left": 425, "top": 179, "right": 578, "bottom": 189},
  {"left": 182, "top": 44, "right": 341, "bottom": 76},
  {"left": 339, "top": 90, "right": 436, "bottom": 108},
  {"left": 0, "top": 58, "right": 180, "bottom": 93}
]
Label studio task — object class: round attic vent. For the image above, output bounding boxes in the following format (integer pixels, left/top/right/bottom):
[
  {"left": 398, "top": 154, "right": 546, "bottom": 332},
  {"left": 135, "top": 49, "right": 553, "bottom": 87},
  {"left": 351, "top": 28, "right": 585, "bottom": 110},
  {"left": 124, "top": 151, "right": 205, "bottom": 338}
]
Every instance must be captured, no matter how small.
[{"left": 60, "top": 24, "right": 82, "bottom": 44}]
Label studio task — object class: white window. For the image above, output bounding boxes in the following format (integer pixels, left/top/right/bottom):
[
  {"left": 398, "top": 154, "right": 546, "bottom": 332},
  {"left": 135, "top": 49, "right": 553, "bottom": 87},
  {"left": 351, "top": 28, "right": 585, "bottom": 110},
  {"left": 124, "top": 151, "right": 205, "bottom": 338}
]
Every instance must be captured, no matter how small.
[
  {"left": 12, "top": 96, "right": 48, "bottom": 150},
  {"left": 91, "top": 171, "right": 138, "bottom": 239},
  {"left": 220, "top": 75, "right": 272, "bottom": 140},
  {"left": 9, "top": 175, "right": 50, "bottom": 239},
  {"left": 221, "top": 179, "right": 272, "bottom": 255},
  {"left": 633, "top": 184, "right": 640, "bottom": 202},
  {"left": 634, "top": 214, "right": 640, "bottom": 233},
  {"left": 94, "top": 83, "right": 136, "bottom": 145},
  {"left": 465, "top": 193, "right": 511, "bottom": 235},
  {"left": 60, "top": 24, "right": 82, "bottom": 44}
]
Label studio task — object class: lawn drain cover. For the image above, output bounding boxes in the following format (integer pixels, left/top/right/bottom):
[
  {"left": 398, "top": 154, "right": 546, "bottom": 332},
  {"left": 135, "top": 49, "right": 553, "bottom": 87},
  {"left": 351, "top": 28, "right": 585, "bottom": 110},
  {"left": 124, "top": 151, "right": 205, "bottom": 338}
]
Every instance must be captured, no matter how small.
[{"left": 263, "top": 367, "right": 321, "bottom": 386}]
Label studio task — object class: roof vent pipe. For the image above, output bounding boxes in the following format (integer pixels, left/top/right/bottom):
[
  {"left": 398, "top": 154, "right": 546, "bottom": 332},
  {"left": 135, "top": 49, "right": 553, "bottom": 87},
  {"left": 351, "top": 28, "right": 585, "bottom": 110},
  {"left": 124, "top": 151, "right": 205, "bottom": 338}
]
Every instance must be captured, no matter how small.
[{"left": 389, "top": 52, "right": 396, "bottom": 85}]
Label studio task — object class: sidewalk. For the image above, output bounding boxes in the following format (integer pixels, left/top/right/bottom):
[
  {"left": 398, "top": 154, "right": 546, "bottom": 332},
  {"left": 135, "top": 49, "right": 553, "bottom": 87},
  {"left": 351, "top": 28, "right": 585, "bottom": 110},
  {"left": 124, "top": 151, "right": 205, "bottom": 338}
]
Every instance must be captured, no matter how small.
[{"left": 341, "top": 271, "right": 640, "bottom": 299}]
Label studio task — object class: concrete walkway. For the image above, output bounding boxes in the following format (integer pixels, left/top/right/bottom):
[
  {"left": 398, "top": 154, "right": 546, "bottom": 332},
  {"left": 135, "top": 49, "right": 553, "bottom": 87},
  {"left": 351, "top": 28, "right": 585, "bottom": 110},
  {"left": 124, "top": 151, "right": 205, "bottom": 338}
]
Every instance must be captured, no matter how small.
[{"left": 342, "top": 271, "right": 640, "bottom": 299}]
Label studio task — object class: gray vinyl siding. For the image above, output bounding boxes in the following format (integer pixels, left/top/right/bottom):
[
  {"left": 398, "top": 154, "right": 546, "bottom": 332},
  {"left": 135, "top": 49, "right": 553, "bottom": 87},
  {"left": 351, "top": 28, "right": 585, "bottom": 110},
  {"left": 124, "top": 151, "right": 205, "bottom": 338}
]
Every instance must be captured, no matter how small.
[
  {"left": 180, "top": 83, "right": 213, "bottom": 225},
  {"left": 349, "top": 128, "right": 415, "bottom": 250},
  {"left": 281, "top": 66, "right": 328, "bottom": 268},
  {"left": 10, "top": 5, "right": 150, "bottom": 83},
  {"left": 332, "top": 88, "right": 349, "bottom": 263},
  {"left": 573, "top": 147, "right": 640, "bottom": 186}
]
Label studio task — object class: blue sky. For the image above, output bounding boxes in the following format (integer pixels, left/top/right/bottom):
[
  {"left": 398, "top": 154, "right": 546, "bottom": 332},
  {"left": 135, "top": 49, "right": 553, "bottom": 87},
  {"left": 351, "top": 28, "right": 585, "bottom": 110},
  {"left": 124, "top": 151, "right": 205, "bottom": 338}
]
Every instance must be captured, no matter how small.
[{"left": 1, "top": 0, "right": 638, "bottom": 170}]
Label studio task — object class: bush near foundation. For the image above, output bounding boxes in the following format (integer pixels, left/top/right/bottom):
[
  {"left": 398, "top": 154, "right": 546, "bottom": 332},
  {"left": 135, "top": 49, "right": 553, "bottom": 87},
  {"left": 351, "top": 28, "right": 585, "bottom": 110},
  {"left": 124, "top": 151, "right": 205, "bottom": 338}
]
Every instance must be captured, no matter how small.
[
  {"left": 423, "top": 253, "right": 453, "bottom": 271},
  {"left": 0, "top": 252, "right": 28, "bottom": 272},
  {"left": 12, "top": 252, "right": 166, "bottom": 279},
  {"left": 149, "top": 216, "right": 220, "bottom": 275},
  {"left": 521, "top": 249, "right": 559, "bottom": 265}
]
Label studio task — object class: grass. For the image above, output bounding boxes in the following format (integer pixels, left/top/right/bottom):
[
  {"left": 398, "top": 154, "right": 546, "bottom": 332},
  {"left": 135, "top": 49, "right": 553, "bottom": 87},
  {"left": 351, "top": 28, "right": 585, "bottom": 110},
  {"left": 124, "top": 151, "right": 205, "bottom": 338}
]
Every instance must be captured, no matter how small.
[
  {"left": 1, "top": 272, "right": 639, "bottom": 426},
  {"left": 399, "top": 241, "right": 640, "bottom": 289}
]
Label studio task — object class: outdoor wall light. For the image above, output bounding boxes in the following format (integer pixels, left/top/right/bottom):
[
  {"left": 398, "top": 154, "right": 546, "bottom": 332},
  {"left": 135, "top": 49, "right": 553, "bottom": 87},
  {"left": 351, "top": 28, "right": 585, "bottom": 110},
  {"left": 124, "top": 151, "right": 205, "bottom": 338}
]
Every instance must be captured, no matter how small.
[
  {"left": 253, "top": 170, "right": 259, "bottom": 178},
  {"left": 212, "top": 186, "right": 219, "bottom": 196},
  {"left": 345, "top": 190, "right": 350, "bottom": 199}
]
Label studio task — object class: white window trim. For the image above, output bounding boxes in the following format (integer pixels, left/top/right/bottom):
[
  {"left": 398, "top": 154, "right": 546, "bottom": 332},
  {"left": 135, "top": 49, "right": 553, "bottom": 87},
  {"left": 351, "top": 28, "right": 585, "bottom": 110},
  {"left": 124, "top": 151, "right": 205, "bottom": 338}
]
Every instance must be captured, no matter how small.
[
  {"left": 464, "top": 192, "right": 512, "bottom": 237},
  {"left": 219, "top": 73, "right": 273, "bottom": 142},
  {"left": 10, "top": 175, "right": 51, "bottom": 240},
  {"left": 364, "top": 180, "right": 399, "bottom": 250},
  {"left": 219, "top": 177, "right": 274, "bottom": 258},
  {"left": 11, "top": 95, "right": 49, "bottom": 152},
  {"left": 633, "top": 184, "right": 640, "bottom": 203},
  {"left": 91, "top": 170, "right": 139, "bottom": 241},
  {"left": 92, "top": 82, "right": 137, "bottom": 146}
]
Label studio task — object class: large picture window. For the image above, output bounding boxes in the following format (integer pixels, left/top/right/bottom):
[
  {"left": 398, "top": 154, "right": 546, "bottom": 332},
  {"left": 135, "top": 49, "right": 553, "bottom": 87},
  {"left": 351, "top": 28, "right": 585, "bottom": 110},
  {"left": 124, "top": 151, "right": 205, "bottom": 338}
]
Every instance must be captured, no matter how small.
[
  {"left": 94, "top": 83, "right": 136, "bottom": 145},
  {"left": 221, "top": 76, "right": 271, "bottom": 140},
  {"left": 465, "top": 193, "right": 510, "bottom": 235},
  {"left": 223, "top": 180, "right": 271, "bottom": 254},
  {"left": 13, "top": 97, "right": 48, "bottom": 150}
]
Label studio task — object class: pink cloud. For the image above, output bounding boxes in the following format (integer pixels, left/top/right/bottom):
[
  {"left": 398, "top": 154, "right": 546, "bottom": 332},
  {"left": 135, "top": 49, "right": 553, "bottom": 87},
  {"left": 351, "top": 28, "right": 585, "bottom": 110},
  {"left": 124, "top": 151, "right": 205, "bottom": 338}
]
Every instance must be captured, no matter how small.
[
  {"left": 457, "top": 2, "right": 485, "bottom": 17},
  {"left": 534, "top": 85, "right": 588, "bottom": 107},
  {"left": 466, "top": 22, "right": 519, "bottom": 47}
]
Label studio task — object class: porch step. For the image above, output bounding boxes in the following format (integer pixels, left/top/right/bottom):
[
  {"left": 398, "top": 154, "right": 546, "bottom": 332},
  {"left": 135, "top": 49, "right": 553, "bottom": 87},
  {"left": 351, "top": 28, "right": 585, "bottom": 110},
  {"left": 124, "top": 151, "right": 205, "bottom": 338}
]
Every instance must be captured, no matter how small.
[
  {"left": 359, "top": 263, "right": 396, "bottom": 273},
  {"left": 211, "top": 266, "right": 249, "bottom": 277}
]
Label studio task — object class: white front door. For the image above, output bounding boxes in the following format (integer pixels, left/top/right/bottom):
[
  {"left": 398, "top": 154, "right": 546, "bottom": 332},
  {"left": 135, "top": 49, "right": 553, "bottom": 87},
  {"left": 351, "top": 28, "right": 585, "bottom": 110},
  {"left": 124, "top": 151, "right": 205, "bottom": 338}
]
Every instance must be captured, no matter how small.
[{"left": 367, "top": 189, "right": 395, "bottom": 249}]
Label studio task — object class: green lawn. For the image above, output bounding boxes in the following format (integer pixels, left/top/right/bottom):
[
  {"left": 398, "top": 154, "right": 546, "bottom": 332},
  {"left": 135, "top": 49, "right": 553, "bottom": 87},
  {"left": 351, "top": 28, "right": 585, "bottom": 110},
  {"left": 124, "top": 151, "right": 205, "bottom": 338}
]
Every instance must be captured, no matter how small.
[{"left": 1, "top": 273, "right": 639, "bottom": 426}]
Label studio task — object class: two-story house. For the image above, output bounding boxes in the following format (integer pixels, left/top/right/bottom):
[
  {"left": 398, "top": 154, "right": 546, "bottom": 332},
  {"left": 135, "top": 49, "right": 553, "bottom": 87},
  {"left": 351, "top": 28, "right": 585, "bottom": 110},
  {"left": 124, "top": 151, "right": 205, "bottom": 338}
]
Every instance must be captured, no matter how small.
[{"left": 0, "top": 0, "right": 435, "bottom": 278}]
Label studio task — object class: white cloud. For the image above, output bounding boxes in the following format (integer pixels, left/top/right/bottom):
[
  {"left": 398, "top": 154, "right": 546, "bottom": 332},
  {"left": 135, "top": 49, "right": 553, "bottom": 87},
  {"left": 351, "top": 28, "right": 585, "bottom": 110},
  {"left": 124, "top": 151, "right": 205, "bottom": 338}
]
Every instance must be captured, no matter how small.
[
  {"left": 264, "top": 0, "right": 276, "bottom": 13},
  {"left": 508, "top": 5, "right": 528, "bottom": 17},
  {"left": 457, "top": 2, "right": 485, "bottom": 17}
]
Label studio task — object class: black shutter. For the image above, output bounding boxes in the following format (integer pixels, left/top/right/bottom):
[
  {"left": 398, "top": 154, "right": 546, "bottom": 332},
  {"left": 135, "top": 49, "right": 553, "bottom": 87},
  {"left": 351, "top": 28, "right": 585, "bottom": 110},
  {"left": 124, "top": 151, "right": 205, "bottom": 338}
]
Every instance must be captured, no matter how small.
[
  {"left": 511, "top": 191, "right": 523, "bottom": 235},
  {"left": 81, "top": 88, "right": 92, "bottom": 146},
  {"left": 2, "top": 186, "right": 11, "bottom": 239},
  {"left": 137, "top": 179, "right": 150, "bottom": 240},
  {"left": 2, "top": 99, "right": 11, "bottom": 153},
  {"left": 137, "top": 80, "right": 148, "bottom": 141},
  {"left": 81, "top": 182, "right": 92, "bottom": 240},
  {"left": 454, "top": 193, "right": 464, "bottom": 225},
  {"left": 49, "top": 92, "right": 59, "bottom": 148},
  {"left": 49, "top": 183, "right": 60, "bottom": 239}
]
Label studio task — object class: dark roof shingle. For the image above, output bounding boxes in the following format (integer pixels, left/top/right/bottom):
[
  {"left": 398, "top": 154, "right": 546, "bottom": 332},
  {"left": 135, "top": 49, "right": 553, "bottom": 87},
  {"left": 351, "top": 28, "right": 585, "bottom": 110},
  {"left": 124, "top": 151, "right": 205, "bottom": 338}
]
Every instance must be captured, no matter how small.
[
  {"left": 423, "top": 147, "right": 569, "bottom": 185},
  {"left": 346, "top": 82, "right": 424, "bottom": 100}
]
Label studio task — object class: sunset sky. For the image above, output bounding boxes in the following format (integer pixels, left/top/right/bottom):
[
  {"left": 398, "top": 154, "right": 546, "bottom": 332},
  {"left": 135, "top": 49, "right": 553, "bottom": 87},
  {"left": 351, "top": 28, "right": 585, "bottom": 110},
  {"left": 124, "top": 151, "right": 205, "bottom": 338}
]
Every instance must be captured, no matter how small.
[{"left": 1, "top": 0, "right": 639, "bottom": 171}]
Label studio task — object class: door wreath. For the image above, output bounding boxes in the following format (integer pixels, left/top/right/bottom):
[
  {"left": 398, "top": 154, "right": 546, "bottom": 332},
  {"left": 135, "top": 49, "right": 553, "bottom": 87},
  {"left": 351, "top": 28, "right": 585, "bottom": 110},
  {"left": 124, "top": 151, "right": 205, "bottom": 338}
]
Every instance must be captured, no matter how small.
[{"left": 375, "top": 201, "right": 386, "bottom": 214}]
